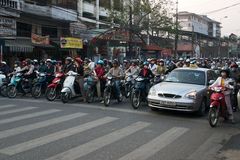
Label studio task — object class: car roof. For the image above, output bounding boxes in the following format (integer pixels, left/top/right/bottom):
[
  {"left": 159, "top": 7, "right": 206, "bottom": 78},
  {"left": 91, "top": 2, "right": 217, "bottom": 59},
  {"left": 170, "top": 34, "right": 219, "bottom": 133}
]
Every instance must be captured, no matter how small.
[{"left": 174, "top": 67, "right": 210, "bottom": 72}]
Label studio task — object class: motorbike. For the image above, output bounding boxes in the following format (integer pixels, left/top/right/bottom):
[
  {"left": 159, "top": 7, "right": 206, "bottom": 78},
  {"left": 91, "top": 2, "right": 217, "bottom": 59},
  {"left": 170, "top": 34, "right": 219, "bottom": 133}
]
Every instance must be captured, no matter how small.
[
  {"left": 131, "top": 76, "right": 149, "bottom": 109},
  {"left": 0, "top": 74, "right": 9, "bottom": 97},
  {"left": 61, "top": 71, "right": 82, "bottom": 103},
  {"left": 7, "top": 72, "right": 34, "bottom": 98},
  {"left": 103, "top": 74, "right": 124, "bottom": 107},
  {"left": 45, "top": 72, "right": 64, "bottom": 101},
  {"left": 31, "top": 72, "right": 48, "bottom": 98},
  {"left": 124, "top": 75, "right": 135, "bottom": 98},
  {"left": 208, "top": 86, "right": 229, "bottom": 127},
  {"left": 84, "top": 75, "right": 97, "bottom": 103},
  {"left": 152, "top": 74, "right": 165, "bottom": 85}
]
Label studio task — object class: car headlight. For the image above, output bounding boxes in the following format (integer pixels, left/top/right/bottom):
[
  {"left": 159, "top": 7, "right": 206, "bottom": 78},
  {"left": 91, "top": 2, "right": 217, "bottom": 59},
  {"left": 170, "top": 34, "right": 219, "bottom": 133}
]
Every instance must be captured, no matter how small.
[
  {"left": 148, "top": 86, "right": 157, "bottom": 96},
  {"left": 185, "top": 91, "right": 197, "bottom": 99}
]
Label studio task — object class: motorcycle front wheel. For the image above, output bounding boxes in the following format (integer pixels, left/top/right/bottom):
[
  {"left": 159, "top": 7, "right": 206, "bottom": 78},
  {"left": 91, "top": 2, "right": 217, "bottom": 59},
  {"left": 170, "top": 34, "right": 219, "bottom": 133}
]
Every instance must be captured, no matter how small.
[
  {"left": 0, "top": 84, "right": 8, "bottom": 97},
  {"left": 61, "top": 92, "right": 70, "bottom": 103},
  {"left": 7, "top": 85, "right": 17, "bottom": 98},
  {"left": 208, "top": 107, "right": 219, "bottom": 127},
  {"left": 103, "top": 88, "right": 111, "bottom": 107},
  {"left": 32, "top": 85, "right": 42, "bottom": 98},
  {"left": 131, "top": 90, "right": 141, "bottom": 109},
  {"left": 46, "top": 88, "right": 57, "bottom": 101},
  {"left": 86, "top": 88, "right": 94, "bottom": 103}
]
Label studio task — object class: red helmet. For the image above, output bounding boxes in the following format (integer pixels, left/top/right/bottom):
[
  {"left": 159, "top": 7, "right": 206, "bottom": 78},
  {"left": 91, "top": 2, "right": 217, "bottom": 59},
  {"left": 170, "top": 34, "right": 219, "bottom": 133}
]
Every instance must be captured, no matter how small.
[
  {"left": 230, "top": 63, "right": 238, "bottom": 68},
  {"left": 75, "top": 57, "right": 83, "bottom": 65}
]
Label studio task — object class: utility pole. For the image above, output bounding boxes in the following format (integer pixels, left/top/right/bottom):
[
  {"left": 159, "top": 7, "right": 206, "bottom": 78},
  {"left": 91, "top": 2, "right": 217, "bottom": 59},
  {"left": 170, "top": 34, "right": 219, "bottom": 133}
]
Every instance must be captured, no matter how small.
[
  {"left": 129, "top": 0, "right": 133, "bottom": 59},
  {"left": 174, "top": 0, "right": 179, "bottom": 59}
]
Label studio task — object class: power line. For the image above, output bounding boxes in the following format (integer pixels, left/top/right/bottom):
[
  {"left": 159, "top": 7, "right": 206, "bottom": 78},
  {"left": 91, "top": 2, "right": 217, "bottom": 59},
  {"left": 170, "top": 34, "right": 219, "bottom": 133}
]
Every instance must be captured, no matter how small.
[{"left": 205, "top": 2, "right": 240, "bottom": 14}]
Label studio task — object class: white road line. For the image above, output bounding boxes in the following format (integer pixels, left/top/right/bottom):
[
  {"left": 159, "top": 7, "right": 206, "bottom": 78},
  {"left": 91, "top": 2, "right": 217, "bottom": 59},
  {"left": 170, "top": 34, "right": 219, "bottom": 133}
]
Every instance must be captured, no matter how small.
[
  {"left": 0, "top": 117, "right": 118, "bottom": 155},
  {"left": 187, "top": 133, "right": 227, "bottom": 160},
  {"left": 0, "top": 109, "right": 60, "bottom": 125},
  {"left": 0, "top": 104, "right": 16, "bottom": 110},
  {"left": 0, "top": 113, "right": 87, "bottom": 139},
  {"left": 46, "top": 121, "right": 151, "bottom": 160},
  {"left": 118, "top": 127, "right": 189, "bottom": 160},
  {"left": 0, "top": 107, "right": 37, "bottom": 116}
]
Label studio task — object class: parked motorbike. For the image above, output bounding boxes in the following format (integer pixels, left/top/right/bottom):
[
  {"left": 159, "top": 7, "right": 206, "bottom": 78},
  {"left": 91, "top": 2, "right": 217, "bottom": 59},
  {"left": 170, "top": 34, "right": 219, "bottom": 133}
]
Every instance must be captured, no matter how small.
[
  {"left": 208, "top": 86, "right": 229, "bottom": 127},
  {"left": 31, "top": 72, "right": 48, "bottom": 98},
  {"left": 103, "top": 75, "right": 124, "bottom": 106},
  {"left": 131, "top": 77, "right": 149, "bottom": 109},
  {"left": 61, "top": 71, "right": 82, "bottom": 103},
  {"left": 7, "top": 72, "right": 33, "bottom": 98},
  {"left": 45, "top": 72, "right": 64, "bottom": 101}
]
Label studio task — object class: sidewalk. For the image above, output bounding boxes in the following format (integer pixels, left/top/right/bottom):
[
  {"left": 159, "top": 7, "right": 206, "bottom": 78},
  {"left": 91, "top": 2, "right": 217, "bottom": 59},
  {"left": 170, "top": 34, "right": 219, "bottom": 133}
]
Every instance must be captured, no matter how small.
[{"left": 217, "top": 111, "right": 240, "bottom": 160}]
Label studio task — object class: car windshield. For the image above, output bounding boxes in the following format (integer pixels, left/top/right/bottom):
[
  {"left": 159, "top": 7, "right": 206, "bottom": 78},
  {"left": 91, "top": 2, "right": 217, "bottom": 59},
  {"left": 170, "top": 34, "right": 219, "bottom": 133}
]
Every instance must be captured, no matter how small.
[{"left": 165, "top": 70, "right": 206, "bottom": 85}]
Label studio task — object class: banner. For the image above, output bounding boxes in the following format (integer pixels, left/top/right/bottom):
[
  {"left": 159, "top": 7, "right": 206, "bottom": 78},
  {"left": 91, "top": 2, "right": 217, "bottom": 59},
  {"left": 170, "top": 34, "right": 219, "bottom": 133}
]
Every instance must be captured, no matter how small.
[
  {"left": 0, "top": 17, "right": 16, "bottom": 36},
  {"left": 60, "top": 37, "right": 83, "bottom": 49},
  {"left": 31, "top": 33, "right": 50, "bottom": 45}
]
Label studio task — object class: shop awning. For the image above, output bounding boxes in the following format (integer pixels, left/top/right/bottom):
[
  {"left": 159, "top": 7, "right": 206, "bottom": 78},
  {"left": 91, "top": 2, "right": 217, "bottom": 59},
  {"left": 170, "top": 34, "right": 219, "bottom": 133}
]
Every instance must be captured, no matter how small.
[{"left": 5, "top": 38, "right": 34, "bottom": 53}]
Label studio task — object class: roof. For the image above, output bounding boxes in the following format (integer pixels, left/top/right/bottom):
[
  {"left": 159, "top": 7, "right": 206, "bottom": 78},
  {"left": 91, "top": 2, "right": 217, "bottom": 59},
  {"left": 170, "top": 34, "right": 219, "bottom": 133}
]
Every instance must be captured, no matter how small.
[{"left": 175, "top": 67, "right": 210, "bottom": 72}]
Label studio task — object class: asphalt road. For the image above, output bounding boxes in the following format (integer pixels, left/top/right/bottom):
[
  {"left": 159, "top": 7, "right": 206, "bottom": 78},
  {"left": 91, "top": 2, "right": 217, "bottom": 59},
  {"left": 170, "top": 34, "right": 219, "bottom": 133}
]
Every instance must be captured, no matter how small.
[{"left": 0, "top": 96, "right": 239, "bottom": 160}]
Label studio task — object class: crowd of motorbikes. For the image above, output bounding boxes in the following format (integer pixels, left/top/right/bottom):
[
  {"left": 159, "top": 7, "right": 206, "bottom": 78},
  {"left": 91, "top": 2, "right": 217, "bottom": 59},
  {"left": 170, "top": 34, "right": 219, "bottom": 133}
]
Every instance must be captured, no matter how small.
[{"left": 0, "top": 57, "right": 240, "bottom": 128}]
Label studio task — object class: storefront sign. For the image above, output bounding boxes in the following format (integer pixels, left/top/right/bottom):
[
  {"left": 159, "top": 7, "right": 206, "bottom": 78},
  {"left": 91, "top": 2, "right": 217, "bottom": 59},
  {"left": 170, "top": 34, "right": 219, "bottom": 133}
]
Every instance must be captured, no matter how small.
[
  {"left": 70, "top": 22, "right": 87, "bottom": 37},
  {"left": 0, "top": 16, "right": 16, "bottom": 36},
  {"left": 31, "top": 33, "right": 50, "bottom": 45},
  {"left": 60, "top": 37, "right": 83, "bottom": 49}
]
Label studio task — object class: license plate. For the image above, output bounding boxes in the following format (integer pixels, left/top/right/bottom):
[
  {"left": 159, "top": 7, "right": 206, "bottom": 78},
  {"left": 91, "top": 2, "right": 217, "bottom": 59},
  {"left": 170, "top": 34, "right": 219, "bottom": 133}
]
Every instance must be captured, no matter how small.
[{"left": 159, "top": 100, "right": 176, "bottom": 106}]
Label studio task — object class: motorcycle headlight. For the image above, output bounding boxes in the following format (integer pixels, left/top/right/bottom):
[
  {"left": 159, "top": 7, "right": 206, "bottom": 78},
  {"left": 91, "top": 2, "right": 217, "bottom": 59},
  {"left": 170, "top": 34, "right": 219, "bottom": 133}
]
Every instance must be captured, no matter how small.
[
  {"left": 185, "top": 91, "right": 197, "bottom": 99},
  {"left": 148, "top": 86, "right": 157, "bottom": 96}
]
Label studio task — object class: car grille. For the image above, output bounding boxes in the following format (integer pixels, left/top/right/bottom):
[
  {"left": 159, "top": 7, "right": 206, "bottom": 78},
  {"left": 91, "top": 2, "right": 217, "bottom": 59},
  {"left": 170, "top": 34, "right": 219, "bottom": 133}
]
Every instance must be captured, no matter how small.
[{"left": 158, "top": 93, "right": 181, "bottom": 99}]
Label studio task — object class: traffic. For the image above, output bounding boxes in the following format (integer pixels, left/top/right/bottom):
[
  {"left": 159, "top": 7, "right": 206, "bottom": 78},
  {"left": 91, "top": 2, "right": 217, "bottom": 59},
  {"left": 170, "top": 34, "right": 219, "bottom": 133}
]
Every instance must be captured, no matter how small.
[{"left": 0, "top": 57, "right": 239, "bottom": 127}]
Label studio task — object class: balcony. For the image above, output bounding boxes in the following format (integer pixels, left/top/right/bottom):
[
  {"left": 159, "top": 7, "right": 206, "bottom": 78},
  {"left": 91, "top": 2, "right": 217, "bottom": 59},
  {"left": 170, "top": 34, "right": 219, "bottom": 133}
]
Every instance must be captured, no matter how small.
[
  {"left": 0, "top": 0, "right": 19, "bottom": 10},
  {"left": 83, "top": 2, "right": 95, "bottom": 14},
  {"left": 21, "top": 2, "right": 77, "bottom": 22},
  {"left": 99, "top": 6, "right": 109, "bottom": 17}
]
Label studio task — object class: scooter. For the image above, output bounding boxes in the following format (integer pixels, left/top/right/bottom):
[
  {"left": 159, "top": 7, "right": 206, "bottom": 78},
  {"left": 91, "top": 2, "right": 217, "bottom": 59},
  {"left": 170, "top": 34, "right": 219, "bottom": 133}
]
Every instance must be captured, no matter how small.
[
  {"left": 7, "top": 72, "right": 33, "bottom": 98},
  {"left": 45, "top": 72, "right": 64, "bottom": 101},
  {"left": 61, "top": 71, "right": 82, "bottom": 103},
  {"left": 0, "top": 72, "right": 8, "bottom": 97},
  {"left": 84, "top": 75, "right": 97, "bottom": 103},
  {"left": 124, "top": 75, "right": 135, "bottom": 99},
  {"left": 31, "top": 72, "right": 48, "bottom": 98},
  {"left": 131, "top": 76, "right": 149, "bottom": 109},
  {"left": 103, "top": 74, "right": 124, "bottom": 107},
  {"left": 208, "top": 86, "right": 229, "bottom": 127},
  {"left": 0, "top": 71, "right": 6, "bottom": 87}
]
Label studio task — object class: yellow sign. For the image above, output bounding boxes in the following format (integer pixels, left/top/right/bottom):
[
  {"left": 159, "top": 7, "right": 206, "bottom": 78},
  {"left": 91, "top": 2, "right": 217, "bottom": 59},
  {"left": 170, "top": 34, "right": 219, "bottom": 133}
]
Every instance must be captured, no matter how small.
[{"left": 60, "top": 37, "right": 83, "bottom": 49}]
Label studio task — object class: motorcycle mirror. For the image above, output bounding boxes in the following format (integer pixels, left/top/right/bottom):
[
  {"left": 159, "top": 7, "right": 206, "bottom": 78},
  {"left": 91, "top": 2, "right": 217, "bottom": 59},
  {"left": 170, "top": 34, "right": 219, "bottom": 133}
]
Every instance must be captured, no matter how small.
[{"left": 208, "top": 80, "right": 215, "bottom": 85}]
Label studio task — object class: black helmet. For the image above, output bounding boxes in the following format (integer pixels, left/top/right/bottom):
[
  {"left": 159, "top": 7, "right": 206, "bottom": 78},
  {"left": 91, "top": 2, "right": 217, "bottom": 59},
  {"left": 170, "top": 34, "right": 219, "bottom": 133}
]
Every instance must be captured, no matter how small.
[
  {"left": 25, "top": 59, "right": 32, "bottom": 65},
  {"left": 220, "top": 67, "right": 230, "bottom": 77},
  {"left": 65, "top": 57, "right": 73, "bottom": 62},
  {"left": 113, "top": 59, "right": 119, "bottom": 65}
]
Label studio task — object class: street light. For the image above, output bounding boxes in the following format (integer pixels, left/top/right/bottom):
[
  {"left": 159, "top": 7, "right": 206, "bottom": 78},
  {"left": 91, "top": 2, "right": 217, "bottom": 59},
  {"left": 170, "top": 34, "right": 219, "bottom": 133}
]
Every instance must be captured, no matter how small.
[{"left": 218, "top": 16, "right": 228, "bottom": 57}]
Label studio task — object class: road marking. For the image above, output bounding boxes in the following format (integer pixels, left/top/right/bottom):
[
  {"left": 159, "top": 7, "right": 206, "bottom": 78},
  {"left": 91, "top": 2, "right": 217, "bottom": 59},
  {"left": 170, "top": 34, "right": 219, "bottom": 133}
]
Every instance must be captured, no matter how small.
[
  {"left": 0, "top": 107, "right": 37, "bottom": 116},
  {"left": 46, "top": 121, "right": 151, "bottom": 160},
  {"left": 118, "top": 127, "right": 189, "bottom": 160},
  {"left": 0, "top": 117, "right": 118, "bottom": 155},
  {"left": 0, "top": 109, "right": 60, "bottom": 125},
  {"left": 187, "top": 133, "right": 228, "bottom": 160},
  {"left": 0, "top": 104, "right": 16, "bottom": 110},
  {"left": 0, "top": 113, "right": 87, "bottom": 139}
]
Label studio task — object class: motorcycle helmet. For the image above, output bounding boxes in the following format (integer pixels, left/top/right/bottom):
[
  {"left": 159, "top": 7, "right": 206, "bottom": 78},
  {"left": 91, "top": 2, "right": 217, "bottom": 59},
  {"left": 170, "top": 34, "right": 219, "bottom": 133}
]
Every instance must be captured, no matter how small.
[
  {"left": 25, "top": 59, "right": 32, "bottom": 65},
  {"left": 220, "top": 67, "right": 230, "bottom": 78},
  {"left": 75, "top": 57, "right": 83, "bottom": 65},
  {"left": 112, "top": 59, "right": 119, "bottom": 65},
  {"left": 46, "top": 59, "right": 52, "bottom": 63},
  {"left": 97, "top": 60, "right": 104, "bottom": 65},
  {"left": 65, "top": 57, "right": 73, "bottom": 62},
  {"left": 143, "top": 61, "right": 149, "bottom": 66}
]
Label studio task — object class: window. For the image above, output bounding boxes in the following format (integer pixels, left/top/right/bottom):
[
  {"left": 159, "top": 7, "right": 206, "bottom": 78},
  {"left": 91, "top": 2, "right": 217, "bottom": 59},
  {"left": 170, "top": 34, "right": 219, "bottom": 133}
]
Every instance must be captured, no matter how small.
[
  {"left": 51, "top": 0, "right": 77, "bottom": 10},
  {"left": 17, "top": 22, "right": 32, "bottom": 37},
  {"left": 42, "top": 27, "right": 57, "bottom": 38}
]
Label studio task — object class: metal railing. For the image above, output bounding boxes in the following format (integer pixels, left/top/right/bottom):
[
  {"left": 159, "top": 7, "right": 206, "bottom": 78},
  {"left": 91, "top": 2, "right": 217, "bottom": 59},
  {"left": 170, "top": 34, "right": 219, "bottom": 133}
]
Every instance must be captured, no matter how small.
[{"left": 0, "top": 0, "right": 18, "bottom": 9}]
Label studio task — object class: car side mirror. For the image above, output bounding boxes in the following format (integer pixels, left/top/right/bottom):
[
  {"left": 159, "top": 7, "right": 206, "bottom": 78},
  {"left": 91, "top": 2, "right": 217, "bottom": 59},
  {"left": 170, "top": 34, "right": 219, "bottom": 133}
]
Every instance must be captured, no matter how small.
[{"left": 208, "top": 80, "right": 215, "bottom": 85}]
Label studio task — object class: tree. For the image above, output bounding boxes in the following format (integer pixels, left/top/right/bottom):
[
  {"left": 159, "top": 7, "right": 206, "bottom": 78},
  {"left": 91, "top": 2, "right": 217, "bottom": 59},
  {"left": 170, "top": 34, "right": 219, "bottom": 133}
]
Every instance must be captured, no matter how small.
[{"left": 108, "top": 0, "right": 176, "bottom": 44}]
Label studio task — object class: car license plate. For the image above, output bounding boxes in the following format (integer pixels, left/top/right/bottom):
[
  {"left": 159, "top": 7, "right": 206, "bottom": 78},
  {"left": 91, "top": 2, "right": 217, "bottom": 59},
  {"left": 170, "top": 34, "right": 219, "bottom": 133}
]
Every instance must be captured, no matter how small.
[{"left": 159, "top": 100, "right": 176, "bottom": 106}]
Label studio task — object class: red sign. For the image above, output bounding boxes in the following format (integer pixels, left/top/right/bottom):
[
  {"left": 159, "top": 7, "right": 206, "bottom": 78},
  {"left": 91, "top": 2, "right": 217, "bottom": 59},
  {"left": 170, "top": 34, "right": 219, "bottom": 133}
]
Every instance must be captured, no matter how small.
[{"left": 31, "top": 33, "right": 50, "bottom": 45}]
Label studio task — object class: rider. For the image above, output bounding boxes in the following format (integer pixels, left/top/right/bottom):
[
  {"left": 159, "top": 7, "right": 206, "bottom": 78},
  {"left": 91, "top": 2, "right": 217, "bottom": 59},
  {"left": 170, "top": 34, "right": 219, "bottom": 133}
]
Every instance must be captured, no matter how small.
[
  {"left": 210, "top": 68, "right": 235, "bottom": 123},
  {"left": 156, "top": 59, "right": 166, "bottom": 75},
  {"left": 149, "top": 58, "right": 157, "bottom": 74},
  {"left": 105, "top": 59, "right": 124, "bottom": 99},
  {"left": 95, "top": 60, "right": 106, "bottom": 100},
  {"left": 45, "top": 59, "right": 55, "bottom": 83},
  {"left": 125, "top": 60, "right": 140, "bottom": 79},
  {"left": 63, "top": 57, "right": 76, "bottom": 74},
  {"left": 139, "top": 61, "right": 154, "bottom": 92}
]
